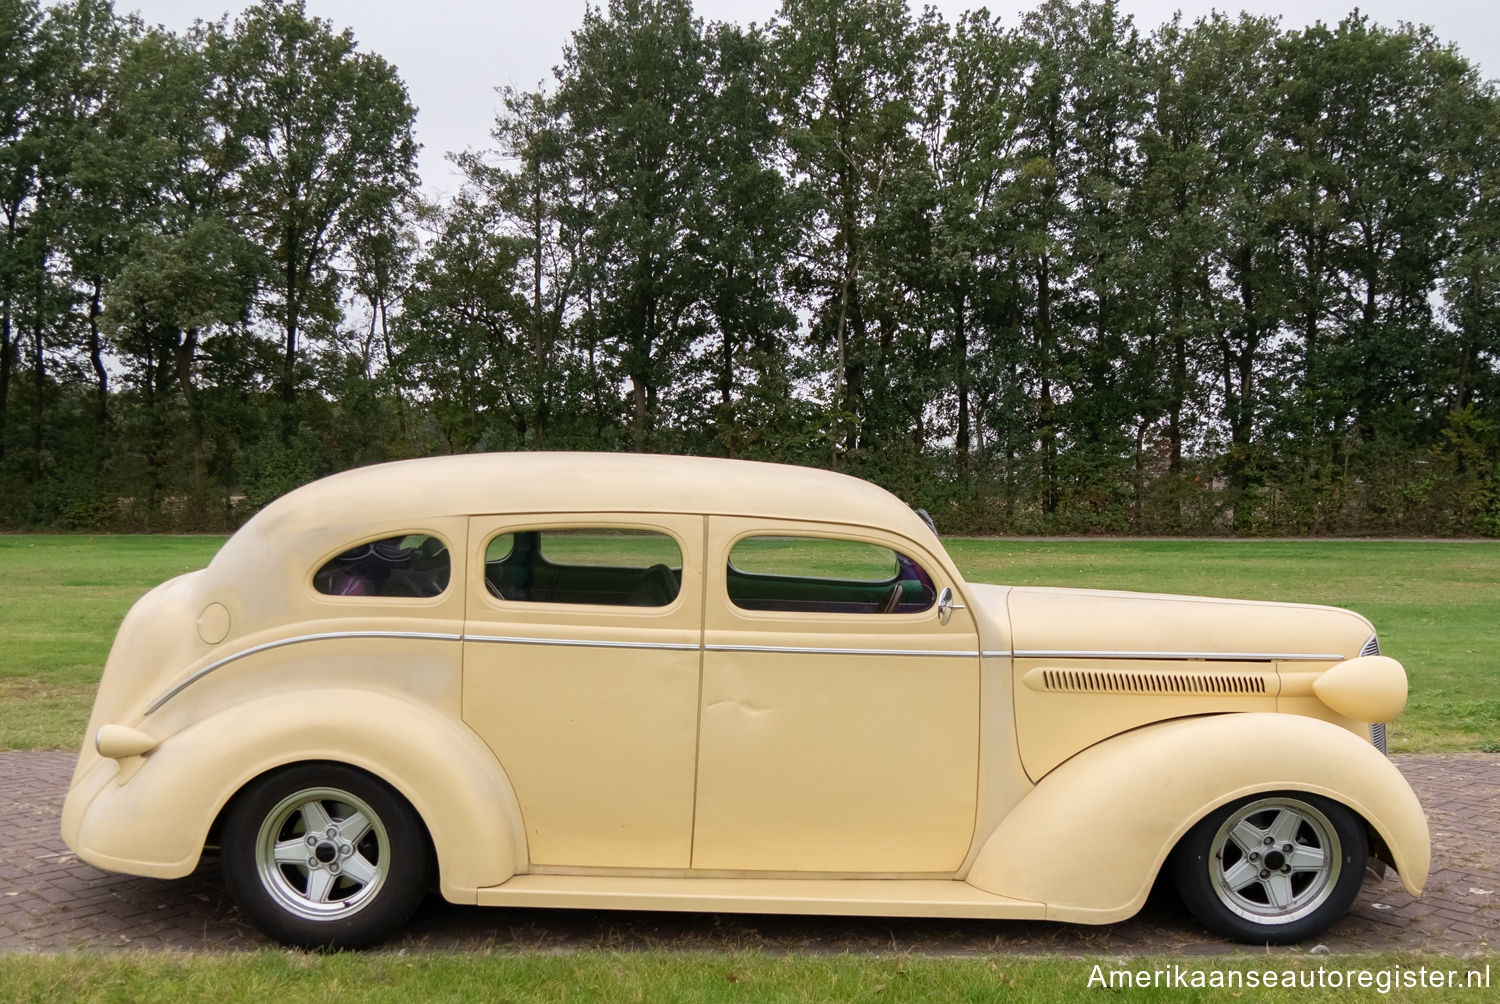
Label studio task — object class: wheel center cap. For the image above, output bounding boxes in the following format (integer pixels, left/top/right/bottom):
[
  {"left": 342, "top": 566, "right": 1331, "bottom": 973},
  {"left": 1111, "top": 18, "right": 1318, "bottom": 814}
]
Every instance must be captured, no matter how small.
[
  {"left": 314, "top": 841, "right": 338, "bottom": 864},
  {"left": 1263, "top": 849, "right": 1286, "bottom": 871}
]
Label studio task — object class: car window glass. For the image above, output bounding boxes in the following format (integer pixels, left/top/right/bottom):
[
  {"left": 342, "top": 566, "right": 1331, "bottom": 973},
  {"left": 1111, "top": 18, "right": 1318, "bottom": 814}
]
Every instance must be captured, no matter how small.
[
  {"left": 727, "top": 536, "right": 937, "bottom": 614},
  {"left": 485, "top": 528, "right": 682, "bottom": 607},
  {"left": 313, "top": 533, "right": 450, "bottom": 598}
]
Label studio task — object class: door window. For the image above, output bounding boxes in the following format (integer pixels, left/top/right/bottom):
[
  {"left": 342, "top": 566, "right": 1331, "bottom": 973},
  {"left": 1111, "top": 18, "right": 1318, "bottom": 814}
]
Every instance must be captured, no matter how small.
[
  {"left": 484, "top": 528, "right": 682, "bottom": 607},
  {"left": 726, "top": 535, "right": 936, "bottom": 614}
]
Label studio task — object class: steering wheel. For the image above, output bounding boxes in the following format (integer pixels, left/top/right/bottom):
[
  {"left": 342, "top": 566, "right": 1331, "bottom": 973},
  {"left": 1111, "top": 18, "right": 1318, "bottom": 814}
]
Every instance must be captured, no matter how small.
[{"left": 879, "top": 583, "right": 904, "bottom": 614}]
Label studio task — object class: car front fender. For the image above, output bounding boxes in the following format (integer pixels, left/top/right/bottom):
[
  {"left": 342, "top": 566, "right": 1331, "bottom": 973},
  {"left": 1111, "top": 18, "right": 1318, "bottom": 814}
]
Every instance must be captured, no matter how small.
[
  {"left": 62, "top": 688, "right": 525, "bottom": 903},
  {"left": 963, "top": 713, "right": 1429, "bottom": 924}
]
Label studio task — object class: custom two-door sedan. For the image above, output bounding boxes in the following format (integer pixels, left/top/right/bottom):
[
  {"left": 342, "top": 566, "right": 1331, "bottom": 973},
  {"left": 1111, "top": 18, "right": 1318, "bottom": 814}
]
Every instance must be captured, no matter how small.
[{"left": 63, "top": 453, "right": 1427, "bottom": 947}]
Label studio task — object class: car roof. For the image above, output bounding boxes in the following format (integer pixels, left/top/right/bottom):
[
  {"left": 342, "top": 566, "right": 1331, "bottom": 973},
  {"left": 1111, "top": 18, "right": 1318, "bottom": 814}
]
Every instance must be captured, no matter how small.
[{"left": 222, "top": 452, "right": 934, "bottom": 553}]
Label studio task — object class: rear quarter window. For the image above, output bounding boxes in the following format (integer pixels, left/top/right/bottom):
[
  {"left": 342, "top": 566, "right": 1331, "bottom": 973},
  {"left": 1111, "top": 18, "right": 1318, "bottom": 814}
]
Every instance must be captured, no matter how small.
[{"left": 313, "top": 533, "right": 451, "bottom": 598}]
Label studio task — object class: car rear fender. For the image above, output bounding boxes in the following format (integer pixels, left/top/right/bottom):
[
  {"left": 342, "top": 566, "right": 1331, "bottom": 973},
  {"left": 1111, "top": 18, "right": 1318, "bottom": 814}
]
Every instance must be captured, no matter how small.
[
  {"left": 963, "top": 713, "right": 1429, "bottom": 923},
  {"left": 67, "top": 688, "right": 525, "bottom": 903}
]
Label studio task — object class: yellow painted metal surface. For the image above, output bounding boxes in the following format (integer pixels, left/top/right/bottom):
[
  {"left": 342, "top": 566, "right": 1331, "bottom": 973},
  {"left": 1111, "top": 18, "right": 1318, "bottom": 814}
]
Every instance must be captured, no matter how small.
[
  {"left": 66, "top": 688, "right": 525, "bottom": 901},
  {"left": 691, "top": 517, "right": 979, "bottom": 873},
  {"left": 463, "top": 513, "right": 705, "bottom": 869},
  {"left": 1012, "top": 657, "right": 1280, "bottom": 780},
  {"left": 965, "top": 714, "right": 1430, "bottom": 922},
  {"left": 1313, "top": 655, "right": 1409, "bottom": 722},
  {"left": 1007, "top": 585, "right": 1375, "bottom": 659},
  {"left": 476, "top": 874, "right": 1045, "bottom": 919}
]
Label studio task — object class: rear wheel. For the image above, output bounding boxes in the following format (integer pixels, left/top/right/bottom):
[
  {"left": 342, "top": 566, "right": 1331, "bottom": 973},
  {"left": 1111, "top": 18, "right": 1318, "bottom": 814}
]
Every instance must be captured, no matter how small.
[
  {"left": 221, "top": 763, "right": 430, "bottom": 949},
  {"left": 1172, "top": 791, "right": 1367, "bottom": 944}
]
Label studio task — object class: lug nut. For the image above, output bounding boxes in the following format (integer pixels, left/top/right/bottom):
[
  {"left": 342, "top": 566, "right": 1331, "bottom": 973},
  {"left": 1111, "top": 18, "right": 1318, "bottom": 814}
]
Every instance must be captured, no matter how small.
[
  {"left": 307, "top": 857, "right": 318, "bottom": 869},
  {"left": 1282, "top": 866, "right": 1291, "bottom": 874},
  {"left": 1259, "top": 869, "right": 1270, "bottom": 878},
  {"left": 1283, "top": 844, "right": 1293, "bottom": 853},
  {"left": 1264, "top": 836, "right": 1274, "bottom": 846},
  {"left": 306, "top": 834, "right": 317, "bottom": 847},
  {"left": 329, "top": 863, "right": 340, "bottom": 875},
  {"left": 1249, "top": 852, "right": 1260, "bottom": 861}
]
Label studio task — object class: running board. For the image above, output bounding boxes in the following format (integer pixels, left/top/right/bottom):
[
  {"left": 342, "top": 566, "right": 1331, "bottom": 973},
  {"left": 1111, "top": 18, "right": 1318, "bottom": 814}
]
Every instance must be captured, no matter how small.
[{"left": 476, "top": 875, "right": 1046, "bottom": 920}]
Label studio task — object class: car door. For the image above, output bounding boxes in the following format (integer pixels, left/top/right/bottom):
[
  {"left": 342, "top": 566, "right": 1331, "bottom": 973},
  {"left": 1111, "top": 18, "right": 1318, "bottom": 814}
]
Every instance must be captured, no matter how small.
[
  {"left": 691, "top": 517, "right": 980, "bottom": 874},
  {"left": 462, "top": 513, "right": 704, "bottom": 870}
]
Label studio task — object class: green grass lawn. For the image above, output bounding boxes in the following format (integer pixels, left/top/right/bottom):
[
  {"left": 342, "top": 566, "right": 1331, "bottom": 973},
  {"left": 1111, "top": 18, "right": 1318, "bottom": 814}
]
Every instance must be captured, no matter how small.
[
  {"left": 0, "top": 535, "right": 223, "bottom": 750},
  {"left": 0, "top": 951, "right": 1492, "bottom": 1003},
  {"left": 1, "top": 535, "right": 1496, "bottom": 752}
]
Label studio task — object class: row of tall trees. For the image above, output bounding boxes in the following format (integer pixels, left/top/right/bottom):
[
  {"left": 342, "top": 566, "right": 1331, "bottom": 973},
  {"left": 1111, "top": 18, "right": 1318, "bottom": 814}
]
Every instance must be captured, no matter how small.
[{"left": 3, "top": 0, "right": 1498, "bottom": 535}]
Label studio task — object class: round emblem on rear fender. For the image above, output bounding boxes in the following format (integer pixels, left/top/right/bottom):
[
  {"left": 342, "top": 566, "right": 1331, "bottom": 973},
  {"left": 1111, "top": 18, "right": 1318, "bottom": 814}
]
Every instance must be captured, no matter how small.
[{"left": 197, "top": 602, "right": 231, "bottom": 644}]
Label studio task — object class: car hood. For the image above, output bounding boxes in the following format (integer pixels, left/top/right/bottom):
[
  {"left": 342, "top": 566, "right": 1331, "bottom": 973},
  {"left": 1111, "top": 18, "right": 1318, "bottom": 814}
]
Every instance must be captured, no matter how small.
[{"left": 1003, "top": 585, "right": 1374, "bottom": 661}]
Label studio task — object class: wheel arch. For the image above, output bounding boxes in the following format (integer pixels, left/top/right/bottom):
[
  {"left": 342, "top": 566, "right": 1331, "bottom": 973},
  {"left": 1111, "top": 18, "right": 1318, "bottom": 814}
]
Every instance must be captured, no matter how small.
[
  {"left": 208, "top": 756, "right": 438, "bottom": 871},
  {"left": 963, "top": 713, "right": 1429, "bottom": 924},
  {"left": 74, "top": 688, "right": 526, "bottom": 903}
]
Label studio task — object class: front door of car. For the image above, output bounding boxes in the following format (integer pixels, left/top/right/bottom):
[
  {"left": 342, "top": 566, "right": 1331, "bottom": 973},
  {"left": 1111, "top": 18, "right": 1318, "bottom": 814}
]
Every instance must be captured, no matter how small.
[
  {"left": 462, "top": 513, "right": 704, "bottom": 870},
  {"left": 692, "top": 517, "right": 981, "bottom": 874}
]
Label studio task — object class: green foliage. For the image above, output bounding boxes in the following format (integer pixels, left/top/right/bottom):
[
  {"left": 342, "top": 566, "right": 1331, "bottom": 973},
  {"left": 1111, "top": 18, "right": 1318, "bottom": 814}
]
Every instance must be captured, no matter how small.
[{"left": 0, "top": 1, "right": 1498, "bottom": 536}]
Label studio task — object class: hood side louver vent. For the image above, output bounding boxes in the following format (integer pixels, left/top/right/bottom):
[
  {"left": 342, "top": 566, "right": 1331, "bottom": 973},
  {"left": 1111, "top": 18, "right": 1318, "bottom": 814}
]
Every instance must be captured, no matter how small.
[
  {"left": 1034, "top": 668, "right": 1268, "bottom": 696},
  {"left": 1360, "top": 634, "right": 1381, "bottom": 657}
]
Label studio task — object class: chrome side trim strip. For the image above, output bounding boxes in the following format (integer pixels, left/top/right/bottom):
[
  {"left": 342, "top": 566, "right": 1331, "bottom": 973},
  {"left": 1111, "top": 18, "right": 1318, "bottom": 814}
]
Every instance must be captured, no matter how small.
[
  {"left": 705, "top": 644, "right": 979, "bottom": 658},
  {"left": 981, "top": 650, "right": 1013, "bottom": 659},
  {"left": 146, "top": 630, "right": 462, "bottom": 714},
  {"left": 1011, "top": 649, "right": 1345, "bottom": 662},
  {"left": 463, "top": 634, "right": 700, "bottom": 651}
]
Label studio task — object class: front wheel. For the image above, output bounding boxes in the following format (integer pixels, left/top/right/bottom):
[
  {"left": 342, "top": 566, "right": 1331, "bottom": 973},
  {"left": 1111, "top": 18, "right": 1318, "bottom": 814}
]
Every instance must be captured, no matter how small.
[
  {"left": 221, "top": 763, "right": 431, "bottom": 949},
  {"left": 1172, "top": 791, "right": 1367, "bottom": 944}
]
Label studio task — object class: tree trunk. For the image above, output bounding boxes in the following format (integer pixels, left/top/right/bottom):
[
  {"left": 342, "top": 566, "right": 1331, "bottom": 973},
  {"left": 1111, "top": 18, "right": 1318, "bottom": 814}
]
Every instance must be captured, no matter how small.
[
  {"left": 1037, "top": 252, "right": 1057, "bottom": 517},
  {"left": 531, "top": 171, "right": 548, "bottom": 448},
  {"left": 173, "top": 327, "right": 205, "bottom": 500},
  {"left": 630, "top": 374, "right": 648, "bottom": 452},
  {"left": 29, "top": 288, "right": 44, "bottom": 483},
  {"left": 954, "top": 287, "right": 970, "bottom": 474},
  {"left": 0, "top": 294, "right": 11, "bottom": 463},
  {"left": 88, "top": 278, "right": 109, "bottom": 435},
  {"left": 280, "top": 230, "right": 302, "bottom": 441},
  {"left": 1224, "top": 258, "right": 1261, "bottom": 534}
]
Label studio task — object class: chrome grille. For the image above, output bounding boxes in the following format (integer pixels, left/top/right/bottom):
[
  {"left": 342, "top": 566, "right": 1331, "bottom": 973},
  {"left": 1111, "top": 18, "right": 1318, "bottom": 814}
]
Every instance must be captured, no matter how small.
[
  {"left": 1371, "top": 722, "right": 1388, "bottom": 755},
  {"left": 1360, "top": 634, "right": 1381, "bottom": 657}
]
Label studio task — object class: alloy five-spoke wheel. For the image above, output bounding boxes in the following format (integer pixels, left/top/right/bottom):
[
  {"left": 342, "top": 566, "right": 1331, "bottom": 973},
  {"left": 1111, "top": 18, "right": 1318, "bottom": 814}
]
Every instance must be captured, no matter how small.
[
  {"left": 1172, "top": 791, "right": 1367, "bottom": 944},
  {"left": 222, "top": 763, "right": 430, "bottom": 948},
  {"left": 255, "top": 786, "right": 389, "bottom": 920}
]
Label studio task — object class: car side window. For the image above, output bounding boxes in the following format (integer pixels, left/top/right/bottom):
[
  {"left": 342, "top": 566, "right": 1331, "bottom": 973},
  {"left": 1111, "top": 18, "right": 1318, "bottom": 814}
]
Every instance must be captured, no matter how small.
[
  {"left": 727, "top": 535, "right": 937, "bottom": 614},
  {"left": 485, "top": 528, "right": 682, "bottom": 607},
  {"left": 313, "top": 533, "right": 451, "bottom": 598}
]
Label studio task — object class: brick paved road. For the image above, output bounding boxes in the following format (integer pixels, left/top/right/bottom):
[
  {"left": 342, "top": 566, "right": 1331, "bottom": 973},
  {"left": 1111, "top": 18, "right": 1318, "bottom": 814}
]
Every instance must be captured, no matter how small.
[{"left": 2, "top": 752, "right": 1494, "bottom": 954}]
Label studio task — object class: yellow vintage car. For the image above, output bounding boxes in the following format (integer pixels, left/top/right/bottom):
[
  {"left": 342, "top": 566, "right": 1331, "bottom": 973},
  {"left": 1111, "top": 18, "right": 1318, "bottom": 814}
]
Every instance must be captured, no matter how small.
[{"left": 62, "top": 453, "right": 1428, "bottom": 948}]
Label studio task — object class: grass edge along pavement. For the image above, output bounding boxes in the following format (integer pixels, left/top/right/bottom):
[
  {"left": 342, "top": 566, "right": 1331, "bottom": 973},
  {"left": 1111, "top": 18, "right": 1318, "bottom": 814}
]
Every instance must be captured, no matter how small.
[
  {"left": 1, "top": 535, "right": 1497, "bottom": 752},
  {"left": 0, "top": 950, "right": 1494, "bottom": 1003}
]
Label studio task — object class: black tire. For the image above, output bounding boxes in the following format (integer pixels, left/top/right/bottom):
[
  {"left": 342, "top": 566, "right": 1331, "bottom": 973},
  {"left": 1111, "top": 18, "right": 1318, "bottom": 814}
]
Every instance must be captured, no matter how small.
[
  {"left": 221, "top": 762, "right": 431, "bottom": 949},
  {"left": 1172, "top": 791, "right": 1367, "bottom": 944}
]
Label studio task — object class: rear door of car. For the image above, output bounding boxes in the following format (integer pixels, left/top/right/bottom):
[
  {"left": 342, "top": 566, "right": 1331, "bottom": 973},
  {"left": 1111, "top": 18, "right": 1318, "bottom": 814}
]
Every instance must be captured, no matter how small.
[{"left": 462, "top": 513, "right": 704, "bottom": 870}]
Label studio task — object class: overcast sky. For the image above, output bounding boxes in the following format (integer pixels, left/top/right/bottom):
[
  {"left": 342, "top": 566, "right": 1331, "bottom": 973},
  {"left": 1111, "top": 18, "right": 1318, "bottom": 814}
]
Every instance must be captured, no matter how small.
[{"left": 111, "top": 1, "right": 1498, "bottom": 197}]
